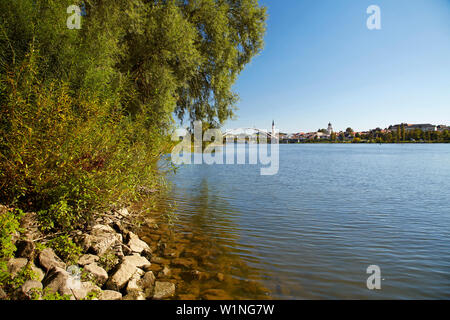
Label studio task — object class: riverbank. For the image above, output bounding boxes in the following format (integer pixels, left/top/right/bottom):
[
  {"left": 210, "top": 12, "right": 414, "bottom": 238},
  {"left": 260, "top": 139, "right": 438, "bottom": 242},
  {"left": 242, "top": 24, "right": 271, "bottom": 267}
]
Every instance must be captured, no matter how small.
[
  {"left": 0, "top": 204, "right": 176, "bottom": 300},
  {"left": 0, "top": 201, "right": 271, "bottom": 300}
]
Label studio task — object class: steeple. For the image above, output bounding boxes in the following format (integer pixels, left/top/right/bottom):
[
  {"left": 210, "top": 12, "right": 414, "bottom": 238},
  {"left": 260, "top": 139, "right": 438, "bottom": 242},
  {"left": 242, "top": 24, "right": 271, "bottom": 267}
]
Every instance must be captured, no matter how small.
[{"left": 327, "top": 122, "right": 333, "bottom": 135}]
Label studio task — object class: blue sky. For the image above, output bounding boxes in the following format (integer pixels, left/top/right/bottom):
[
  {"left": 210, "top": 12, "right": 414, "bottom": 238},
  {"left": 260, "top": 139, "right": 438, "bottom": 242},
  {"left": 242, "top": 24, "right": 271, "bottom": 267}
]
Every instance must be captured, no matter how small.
[{"left": 225, "top": 0, "right": 450, "bottom": 133}]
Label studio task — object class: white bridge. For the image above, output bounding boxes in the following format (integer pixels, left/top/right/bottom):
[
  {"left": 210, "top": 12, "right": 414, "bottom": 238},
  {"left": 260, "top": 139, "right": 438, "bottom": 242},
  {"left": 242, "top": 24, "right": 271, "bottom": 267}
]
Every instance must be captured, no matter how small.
[{"left": 223, "top": 128, "right": 279, "bottom": 141}]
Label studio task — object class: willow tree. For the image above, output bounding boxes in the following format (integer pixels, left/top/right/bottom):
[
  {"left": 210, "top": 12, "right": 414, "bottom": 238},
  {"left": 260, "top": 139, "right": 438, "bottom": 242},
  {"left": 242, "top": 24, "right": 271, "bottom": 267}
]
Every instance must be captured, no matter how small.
[
  {"left": 120, "top": 0, "right": 267, "bottom": 128},
  {"left": 0, "top": 0, "right": 266, "bottom": 221}
]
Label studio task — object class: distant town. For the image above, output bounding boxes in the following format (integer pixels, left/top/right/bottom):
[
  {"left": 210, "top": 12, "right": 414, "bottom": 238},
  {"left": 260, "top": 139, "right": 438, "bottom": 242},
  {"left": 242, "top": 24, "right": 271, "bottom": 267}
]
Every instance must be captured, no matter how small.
[{"left": 224, "top": 122, "right": 450, "bottom": 143}]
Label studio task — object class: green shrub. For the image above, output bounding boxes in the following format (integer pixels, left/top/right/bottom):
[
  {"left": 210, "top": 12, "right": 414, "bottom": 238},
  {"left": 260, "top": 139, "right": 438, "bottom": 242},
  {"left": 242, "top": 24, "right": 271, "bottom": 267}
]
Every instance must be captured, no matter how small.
[
  {"left": 47, "top": 235, "right": 82, "bottom": 264},
  {"left": 0, "top": 208, "right": 24, "bottom": 283}
]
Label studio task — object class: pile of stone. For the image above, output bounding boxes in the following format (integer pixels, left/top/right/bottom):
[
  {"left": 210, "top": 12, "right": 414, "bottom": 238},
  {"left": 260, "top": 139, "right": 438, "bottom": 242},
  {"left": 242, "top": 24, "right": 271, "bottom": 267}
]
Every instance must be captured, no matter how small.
[{"left": 2, "top": 208, "right": 175, "bottom": 300}]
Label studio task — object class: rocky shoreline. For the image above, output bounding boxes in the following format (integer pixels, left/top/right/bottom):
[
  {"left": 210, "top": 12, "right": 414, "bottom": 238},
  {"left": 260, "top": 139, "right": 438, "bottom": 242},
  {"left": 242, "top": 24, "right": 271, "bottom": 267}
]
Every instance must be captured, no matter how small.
[{"left": 1, "top": 206, "right": 176, "bottom": 300}]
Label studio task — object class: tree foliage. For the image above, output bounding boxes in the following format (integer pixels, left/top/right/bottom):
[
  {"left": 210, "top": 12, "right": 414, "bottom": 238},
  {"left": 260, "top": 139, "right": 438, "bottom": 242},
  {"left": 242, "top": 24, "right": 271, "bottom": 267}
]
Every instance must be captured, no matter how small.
[{"left": 0, "top": 0, "right": 266, "bottom": 226}]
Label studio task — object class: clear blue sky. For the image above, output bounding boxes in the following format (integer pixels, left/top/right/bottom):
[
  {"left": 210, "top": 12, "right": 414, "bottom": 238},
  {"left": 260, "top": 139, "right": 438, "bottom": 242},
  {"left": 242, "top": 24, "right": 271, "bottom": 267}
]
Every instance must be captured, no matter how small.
[{"left": 225, "top": 0, "right": 450, "bottom": 133}]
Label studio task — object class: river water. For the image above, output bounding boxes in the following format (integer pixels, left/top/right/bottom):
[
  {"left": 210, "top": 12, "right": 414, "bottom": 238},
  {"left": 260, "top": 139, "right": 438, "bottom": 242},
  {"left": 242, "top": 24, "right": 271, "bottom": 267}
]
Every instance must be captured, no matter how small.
[{"left": 145, "top": 144, "right": 450, "bottom": 299}]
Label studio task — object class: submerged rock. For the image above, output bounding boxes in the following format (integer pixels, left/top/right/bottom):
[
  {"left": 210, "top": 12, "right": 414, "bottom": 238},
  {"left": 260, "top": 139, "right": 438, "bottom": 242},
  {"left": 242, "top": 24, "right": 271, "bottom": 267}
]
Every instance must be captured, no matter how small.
[
  {"left": 202, "top": 289, "right": 233, "bottom": 300},
  {"left": 153, "top": 281, "right": 175, "bottom": 300}
]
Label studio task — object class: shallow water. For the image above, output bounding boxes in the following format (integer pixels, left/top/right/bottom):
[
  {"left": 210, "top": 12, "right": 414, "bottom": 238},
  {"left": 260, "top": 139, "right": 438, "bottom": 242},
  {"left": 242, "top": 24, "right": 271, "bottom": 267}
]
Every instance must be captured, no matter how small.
[{"left": 143, "top": 144, "right": 450, "bottom": 299}]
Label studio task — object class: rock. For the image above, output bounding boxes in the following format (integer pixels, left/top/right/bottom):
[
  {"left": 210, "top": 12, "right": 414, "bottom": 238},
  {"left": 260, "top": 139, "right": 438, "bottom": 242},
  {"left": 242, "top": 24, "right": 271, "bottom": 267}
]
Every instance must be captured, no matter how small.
[
  {"left": 99, "top": 290, "right": 122, "bottom": 300},
  {"left": 202, "top": 289, "right": 233, "bottom": 300},
  {"left": 7, "top": 258, "right": 28, "bottom": 277},
  {"left": 171, "top": 258, "right": 196, "bottom": 269},
  {"left": 126, "top": 271, "right": 143, "bottom": 294},
  {"left": 38, "top": 248, "right": 66, "bottom": 271},
  {"left": 20, "top": 280, "right": 43, "bottom": 300},
  {"left": 83, "top": 263, "right": 108, "bottom": 285},
  {"left": 15, "top": 240, "right": 35, "bottom": 259},
  {"left": 105, "top": 262, "right": 137, "bottom": 291},
  {"left": 78, "top": 254, "right": 99, "bottom": 266},
  {"left": 181, "top": 270, "right": 208, "bottom": 281},
  {"left": 42, "top": 267, "right": 73, "bottom": 297},
  {"left": 158, "top": 266, "right": 171, "bottom": 278},
  {"left": 151, "top": 256, "right": 169, "bottom": 264},
  {"left": 141, "top": 271, "right": 156, "bottom": 288},
  {"left": 30, "top": 264, "right": 45, "bottom": 282},
  {"left": 127, "top": 232, "right": 150, "bottom": 254},
  {"left": 71, "top": 281, "right": 101, "bottom": 300},
  {"left": 0, "top": 286, "right": 7, "bottom": 300},
  {"left": 80, "top": 224, "right": 122, "bottom": 256},
  {"left": 116, "top": 208, "right": 130, "bottom": 218},
  {"left": 153, "top": 281, "right": 175, "bottom": 300},
  {"left": 216, "top": 273, "right": 225, "bottom": 282},
  {"left": 122, "top": 255, "right": 151, "bottom": 269},
  {"left": 123, "top": 291, "right": 146, "bottom": 300},
  {"left": 163, "top": 247, "right": 180, "bottom": 258}
]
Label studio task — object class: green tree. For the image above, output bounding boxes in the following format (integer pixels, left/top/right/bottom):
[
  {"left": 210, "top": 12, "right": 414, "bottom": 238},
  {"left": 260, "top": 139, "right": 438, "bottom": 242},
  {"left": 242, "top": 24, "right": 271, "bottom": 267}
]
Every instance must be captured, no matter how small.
[
  {"left": 401, "top": 124, "right": 406, "bottom": 141},
  {"left": 0, "top": 0, "right": 267, "bottom": 228}
]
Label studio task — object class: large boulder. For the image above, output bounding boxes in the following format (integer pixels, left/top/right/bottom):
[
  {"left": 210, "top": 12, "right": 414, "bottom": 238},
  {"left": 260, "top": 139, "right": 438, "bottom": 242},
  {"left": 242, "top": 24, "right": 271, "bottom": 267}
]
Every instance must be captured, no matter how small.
[
  {"left": 38, "top": 248, "right": 66, "bottom": 272},
  {"left": 83, "top": 263, "right": 108, "bottom": 285},
  {"left": 127, "top": 232, "right": 150, "bottom": 254},
  {"left": 42, "top": 267, "right": 73, "bottom": 298},
  {"left": 79, "top": 224, "right": 122, "bottom": 256},
  {"left": 99, "top": 290, "right": 122, "bottom": 300},
  {"left": 153, "top": 281, "right": 175, "bottom": 300},
  {"left": 122, "top": 255, "right": 151, "bottom": 269},
  {"left": 7, "top": 258, "right": 28, "bottom": 277},
  {"left": 105, "top": 262, "right": 137, "bottom": 291},
  {"left": 20, "top": 280, "right": 43, "bottom": 300}
]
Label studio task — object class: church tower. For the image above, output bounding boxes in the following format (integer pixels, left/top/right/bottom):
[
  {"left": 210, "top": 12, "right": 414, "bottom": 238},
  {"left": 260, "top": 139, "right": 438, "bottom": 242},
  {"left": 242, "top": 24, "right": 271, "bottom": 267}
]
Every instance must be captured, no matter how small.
[
  {"left": 327, "top": 122, "right": 333, "bottom": 135},
  {"left": 272, "top": 120, "right": 275, "bottom": 137}
]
